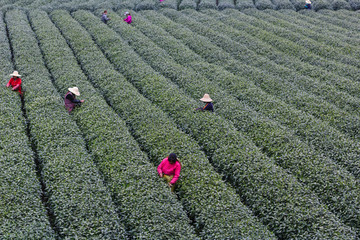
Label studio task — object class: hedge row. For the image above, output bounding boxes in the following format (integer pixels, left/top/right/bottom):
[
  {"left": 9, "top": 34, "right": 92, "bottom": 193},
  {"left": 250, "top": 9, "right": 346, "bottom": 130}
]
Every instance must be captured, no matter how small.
[
  {"left": 173, "top": 9, "right": 360, "bottom": 139},
  {"left": 245, "top": 9, "right": 360, "bottom": 63},
  {"left": 319, "top": 9, "right": 360, "bottom": 28},
  {"left": 179, "top": 0, "right": 197, "bottom": 10},
  {"left": 0, "top": 13, "right": 55, "bottom": 239},
  {"left": 236, "top": 0, "right": 255, "bottom": 9},
  {"left": 218, "top": 9, "right": 360, "bottom": 82},
  {"left": 81, "top": 9, "right": 356, "bottom": 239},
  {"left": 29, "top": 9, "right": 198, "bottom": 239},
  {"left": 240, "top": 9, "right": 360, "bottom": 76},
  {"left": 267, "top": 10, "right": 360, "bottom": 49},
  {"left": 6, "top": 9, "right": 125, "bottom": 239},
  {"left": 182, "top": 9, "right": 360, "bottom": 133},
  {"left": 270, "top": 0, "right": 295, "bottom": 10},
  {"left": 253, "top": 0, "right": 275, "bottom": 10},
  {"left": 70, "top": 9, "right": 276, "bottom": 240},
  {"left": 144, "top": 9, "right": 360, "bottom": 179},
  {"left": 327, "top": 9, "right": 360, "bottom": 21},
  {"left": 198, "top": 0, "right": 218, "bottom": 9},
  {"left": 287, "top": 9, "right": 360, "bottom": 39},
  {"left": 160, "top": 9, "right": 360, "bottom": 138},
  {"left": 221, "top": 8, "right": 360, "bottom": 83},
  {"left": 218, "top": 0, "right": 236, "bottom": 10},
  {"left": 194, "top": 9, "right": 360, "bottom": 100},
  {"left": 129, "top": 10, "right": 360, "bottom": 232}
]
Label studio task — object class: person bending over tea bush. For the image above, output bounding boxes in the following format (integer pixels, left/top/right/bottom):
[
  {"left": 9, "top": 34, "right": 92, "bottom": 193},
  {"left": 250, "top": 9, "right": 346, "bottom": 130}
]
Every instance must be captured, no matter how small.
[{"left": 158, "top": 153, "right": 181, "bottom": 192}]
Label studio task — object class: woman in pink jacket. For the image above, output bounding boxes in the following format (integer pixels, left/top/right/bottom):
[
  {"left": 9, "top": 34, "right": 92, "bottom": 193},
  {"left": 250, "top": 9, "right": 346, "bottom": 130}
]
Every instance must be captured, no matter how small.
[
  {"left": 157, "top": 153, "right": 181, "bottom": 192},
  {"left": 124, "top": 12, "right": 132, "bottom": 24}
]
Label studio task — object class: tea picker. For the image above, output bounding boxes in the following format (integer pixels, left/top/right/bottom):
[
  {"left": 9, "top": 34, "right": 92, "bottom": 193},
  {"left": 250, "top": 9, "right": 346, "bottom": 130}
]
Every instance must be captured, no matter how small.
[
  {"left": 6, "top": 71, "right": 23, "bottom": 96},
  {"left": 195, "top": 93, "right": 214, "bottom": 112},
  {"left": 124, "top": 12, "right": 132, "bottom": 24},
  {"left": 157, "top": 153, "right": 181, "bottom": 192},
  {"left": 64, "top": 87, "right": 84, "bottom": 114},
  {"left": 101, "top": 10, "right": 111, "bottom": 24}
]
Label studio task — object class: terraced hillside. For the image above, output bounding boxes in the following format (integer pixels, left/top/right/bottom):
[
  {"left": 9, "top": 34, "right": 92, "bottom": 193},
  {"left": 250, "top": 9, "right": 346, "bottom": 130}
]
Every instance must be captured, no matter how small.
[{"left": 1, "top": 0, "right": 359, "bottom": 239}]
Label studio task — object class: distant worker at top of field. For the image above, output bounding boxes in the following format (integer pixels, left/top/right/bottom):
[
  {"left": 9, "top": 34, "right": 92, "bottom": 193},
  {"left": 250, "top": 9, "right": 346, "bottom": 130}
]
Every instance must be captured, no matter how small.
[
  {"left": 101, "top": 10, "right": 111, "bottom": 24},
  {"left": 157, "top": 153, "right": 181, "bottom": 192},
  {"left": 305, "top": 0, "right": 312, "bottom": 9},
  {"left": 195, "top": 93, "right": 214, "bottom": 112},
  {"left": 124, "top": 12, "right": 132, "bottom": 24},
  {"left": 6, "top": 71, "right": 23, "bottom": 96},
  {"left": 64, "top": 87, "right": 84, "bottom": 114}
]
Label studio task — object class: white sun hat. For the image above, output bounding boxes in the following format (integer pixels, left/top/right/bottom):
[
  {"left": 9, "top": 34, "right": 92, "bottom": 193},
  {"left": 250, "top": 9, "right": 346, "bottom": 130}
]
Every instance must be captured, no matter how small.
[
  {"left": 68, "top": 87, "right": 80, "bottom": 96},
  {"left": 200, "top": 93, "right": 213, "bottom": 102},
  {"left": 124, "top": 11, "right": 130, "bottom": 15},
  {"left": 10, "top": 71, "right": 21, "bottom": 77}
]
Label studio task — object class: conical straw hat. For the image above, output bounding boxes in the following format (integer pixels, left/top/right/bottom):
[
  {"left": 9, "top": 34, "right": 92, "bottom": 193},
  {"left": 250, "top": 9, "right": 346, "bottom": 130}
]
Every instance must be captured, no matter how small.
[
  {"left": 200, "top": 94, "right": 213, "bottom": 102},
  {"left": 10, "top": 71, "right": 21, "bottom": 77},
  {"left": 68, "top": 87, "right": 80, "bottom": 96}
]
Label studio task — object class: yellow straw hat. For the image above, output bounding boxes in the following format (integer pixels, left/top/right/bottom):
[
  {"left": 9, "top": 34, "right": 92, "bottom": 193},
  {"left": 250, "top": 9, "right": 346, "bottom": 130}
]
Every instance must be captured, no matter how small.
[
  {"left": 68, "top": 87, "right": 80, "bottom": 96},
  {"left": 200, "top": 94, "right": 213, "bottom": 102}
]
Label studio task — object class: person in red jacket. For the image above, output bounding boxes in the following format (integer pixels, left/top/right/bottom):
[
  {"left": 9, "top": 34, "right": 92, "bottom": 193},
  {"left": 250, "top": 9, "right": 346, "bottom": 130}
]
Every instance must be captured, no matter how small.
[
  {"left": 64, "top": 87, "right": 84, "bottom": 114},
  {"left": 6, "top": 71, "right": 22, "bottom": 95},
  {"left": 157, "top": 153, "right": 181, "bottom": 192}
]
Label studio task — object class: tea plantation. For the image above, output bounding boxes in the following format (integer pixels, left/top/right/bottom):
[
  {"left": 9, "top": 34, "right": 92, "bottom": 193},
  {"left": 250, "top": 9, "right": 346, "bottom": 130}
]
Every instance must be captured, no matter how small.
[{"left": 0, "top": 0, "right": 359, "bottom": 238}]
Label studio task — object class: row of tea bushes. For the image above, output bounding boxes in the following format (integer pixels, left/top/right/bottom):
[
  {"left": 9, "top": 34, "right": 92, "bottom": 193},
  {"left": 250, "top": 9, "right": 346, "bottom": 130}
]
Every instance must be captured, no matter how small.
[
  {"left": 245, "top": 9, "right": 360, "bottom": 63},
  {"left": 172, "top": 9, "right": 360, "bottom": 138},
  {"left": 265, "top": 10, "right": 360, "bottom": 49},
  {"left": 220, "top": 9, "right": 360, "bottom": 81},
  {"left": 193, "top": 9, "right": 360, "bottom": 114},
  {"left": 63, "top": 9, "right": 276, "bottom": 240},
  {"left": 127, "top": 10, "right": 360, "bottom": 232},
  {"left": 6, "top": 9, "right": 125, "bottom": 239},
  {"left": 29, "top": 9, "right": 197, "bottom": 239},
  {"left": 180, "top": 9, "right": 360, "bottom": 137},
  {"left": 241, "top": 9, "right": 360, "bottom": 69},
  {"left": 303, "top": 9, "right": 360, "bottom": 31},
  {"left": 81, "top": 9, "right": 355, "bottom": 239},
  {"left": 0, "top": 13, "right": 55, "bottom": 239},
  {"left": 144, "top": 9, "right": 360, "bottom": 179},
  {"left": 199, "top": 9, "right": 360, "bottom": 97}
]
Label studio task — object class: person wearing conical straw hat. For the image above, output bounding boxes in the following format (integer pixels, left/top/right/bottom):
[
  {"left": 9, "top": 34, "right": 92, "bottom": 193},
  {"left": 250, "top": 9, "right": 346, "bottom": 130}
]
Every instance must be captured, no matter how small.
[
  {"left": 195, "top": 93, "right": 214, "bottom": 112},
  {"left": 305, "top": 0, "right": 312, "bottom": 9},
  {"left": 6, "top": 71, "right": 23, "bottom": 95},
  {"left": 64, "top": 87, "right": 84, "bottom": 114},
  {"left": 158, "top": 153, "right": 181, "bottom": 192},
  {"left": 124, "top": 12, "right": 132, "bottom": 24}
]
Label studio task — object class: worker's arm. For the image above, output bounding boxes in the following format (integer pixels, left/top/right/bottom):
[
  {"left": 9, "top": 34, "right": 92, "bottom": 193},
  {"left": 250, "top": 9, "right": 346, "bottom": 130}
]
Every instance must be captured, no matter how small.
[
  {"left": 157, "top": 158, "right": 166, "bottom": 177},
  {"left": 6, "top": 79, "right": 11, "bottom": 88},
  {"left": 170, "top": 163, "right": 181, "bottom": 185},
  {"left": 12, "top": 84, "right": 20, "bottom": 91}
]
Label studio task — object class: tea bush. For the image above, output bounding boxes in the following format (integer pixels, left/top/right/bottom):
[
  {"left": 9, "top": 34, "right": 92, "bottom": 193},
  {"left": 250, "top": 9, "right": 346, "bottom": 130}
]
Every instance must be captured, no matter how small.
[
  {"left": 145, "top": 9, "right": 360, "bottom": 180},
  {"left": 127, "top": 10, "right": 360, "bottom": 232},
  {"left": 77, "top": 9, "right": 356, "bottom": 239},
  {"left": 72, "top": 9, "right": 277, "bottom": 240},
  {"left": 6, "top": 9, "right": 125, "bottom": 239},
  {"left": 179, "top": 9, "right": 360, "bottom": 137},
  {"left": 29, "top": 9, "right": 197, "bottom": 239},
  {"left": 0, "top": 12, "right": 55, "bottom": 239}
]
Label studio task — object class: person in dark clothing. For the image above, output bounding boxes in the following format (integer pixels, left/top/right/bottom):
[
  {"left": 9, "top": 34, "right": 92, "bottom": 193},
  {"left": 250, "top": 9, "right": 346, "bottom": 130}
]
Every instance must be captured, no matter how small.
[
  {"left": 195, "top": 94, "right": 214, "bottom": 112},
  {"left": 101, "top": 10, "right": 111, "bottom": 24},
  {"left": 64, "top": 87, "right": 84, "bottom": 114},
  {"left": 6, "top": 71, "right": 23, "bottom": 95},
  {"left": 305, "top": 0, "right": 312, "bottom": 9}
]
